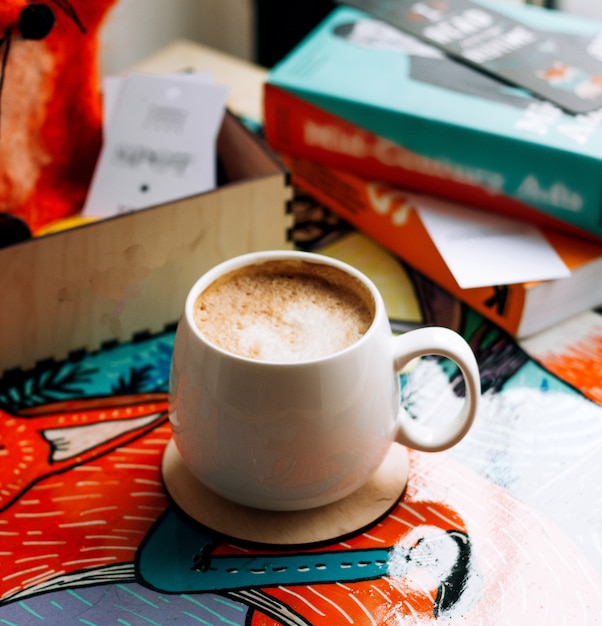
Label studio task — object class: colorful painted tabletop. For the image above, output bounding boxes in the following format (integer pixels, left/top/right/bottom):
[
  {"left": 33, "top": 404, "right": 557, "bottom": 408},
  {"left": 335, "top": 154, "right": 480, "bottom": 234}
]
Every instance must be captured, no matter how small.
[{"left": 1, "top": 207, "right": 601, "bottom": 625}]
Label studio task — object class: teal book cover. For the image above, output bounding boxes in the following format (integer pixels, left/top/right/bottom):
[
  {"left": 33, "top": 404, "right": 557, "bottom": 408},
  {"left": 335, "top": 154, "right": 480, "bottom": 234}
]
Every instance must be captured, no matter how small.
[{"left": 266, "top": 0, "right": 602, "bottom": 239}]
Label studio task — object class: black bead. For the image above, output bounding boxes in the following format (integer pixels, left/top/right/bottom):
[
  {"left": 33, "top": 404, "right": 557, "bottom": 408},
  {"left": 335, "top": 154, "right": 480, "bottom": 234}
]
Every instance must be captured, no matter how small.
[
  {"left": 19, "top": 4, "right": 56, "bottom": 41},
  {"left": 0, "top": 213, "right": 31, "bottom": 248}
]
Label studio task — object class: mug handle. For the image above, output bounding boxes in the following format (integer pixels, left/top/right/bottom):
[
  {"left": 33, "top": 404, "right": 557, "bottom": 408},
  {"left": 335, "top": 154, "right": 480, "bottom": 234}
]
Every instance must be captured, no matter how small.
[{"left": 391, "top": 326, "right": 480, "bottom": 453}]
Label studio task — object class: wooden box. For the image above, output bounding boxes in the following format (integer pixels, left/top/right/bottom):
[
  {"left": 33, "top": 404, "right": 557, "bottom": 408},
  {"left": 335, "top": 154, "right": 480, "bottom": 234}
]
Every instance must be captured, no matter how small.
[{"left": 0, "top": 112, "right": 293, "bottom": 374}]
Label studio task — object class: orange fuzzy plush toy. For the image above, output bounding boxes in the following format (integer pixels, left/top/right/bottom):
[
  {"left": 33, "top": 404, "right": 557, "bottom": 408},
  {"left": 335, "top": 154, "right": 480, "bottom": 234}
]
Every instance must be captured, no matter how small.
[{"left": 0, "top": 0, "right": 118, "bottom": 232}]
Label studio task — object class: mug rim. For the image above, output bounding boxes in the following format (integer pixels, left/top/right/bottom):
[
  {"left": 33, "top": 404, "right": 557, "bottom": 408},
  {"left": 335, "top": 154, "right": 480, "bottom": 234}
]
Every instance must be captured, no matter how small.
[{"left": 183, "top": 249, "right": 386, "bottom": 366}]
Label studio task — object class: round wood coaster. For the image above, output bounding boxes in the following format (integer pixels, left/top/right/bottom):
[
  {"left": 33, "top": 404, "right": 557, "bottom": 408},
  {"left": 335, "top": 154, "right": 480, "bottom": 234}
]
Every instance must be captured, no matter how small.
[{"left": 161, "top": 438, "right": 408, "bottom": 545}]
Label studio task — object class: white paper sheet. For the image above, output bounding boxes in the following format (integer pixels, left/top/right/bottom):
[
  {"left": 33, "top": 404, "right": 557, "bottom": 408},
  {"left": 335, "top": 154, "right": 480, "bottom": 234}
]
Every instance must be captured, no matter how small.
[
  {"left": 83, "top": 72, "right": 228, "bottom": 218},
  {"left": 415, "top": 195, "right": 570, "bottom": 288}
]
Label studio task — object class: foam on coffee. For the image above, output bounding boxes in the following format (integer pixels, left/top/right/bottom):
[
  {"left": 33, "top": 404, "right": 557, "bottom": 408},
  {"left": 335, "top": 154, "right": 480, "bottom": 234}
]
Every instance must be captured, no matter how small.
[{"left": 194, "top": 259, "right": 374, "bottom": 362}]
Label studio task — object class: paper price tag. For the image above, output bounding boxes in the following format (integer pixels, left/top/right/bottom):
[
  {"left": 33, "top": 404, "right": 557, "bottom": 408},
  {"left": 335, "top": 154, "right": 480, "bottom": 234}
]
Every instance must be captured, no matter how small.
[{"left": 83, "top": 72, "right": 228, "bottom": 218}]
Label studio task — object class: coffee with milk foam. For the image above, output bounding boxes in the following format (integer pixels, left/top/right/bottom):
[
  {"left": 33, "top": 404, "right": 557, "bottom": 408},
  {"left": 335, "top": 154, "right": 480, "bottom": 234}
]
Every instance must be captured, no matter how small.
[{"left": 193, "top": 259, "right": 374, "bottom": 362}]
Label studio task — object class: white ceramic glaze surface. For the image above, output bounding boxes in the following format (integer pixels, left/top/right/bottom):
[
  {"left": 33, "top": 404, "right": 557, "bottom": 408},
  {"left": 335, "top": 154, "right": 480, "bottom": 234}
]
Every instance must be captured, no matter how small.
[{"left": 169, "top": 250, "right": 480, "bottom": 511}]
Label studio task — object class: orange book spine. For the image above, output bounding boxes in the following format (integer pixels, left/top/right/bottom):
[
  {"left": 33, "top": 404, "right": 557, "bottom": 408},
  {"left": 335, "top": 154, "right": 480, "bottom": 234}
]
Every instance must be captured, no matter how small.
[
  {"left": 265, "top": 83, "right": 600, "bottom": 244},
  {"left": 282, "top": 154, "right": 527, "bottom": 336}
]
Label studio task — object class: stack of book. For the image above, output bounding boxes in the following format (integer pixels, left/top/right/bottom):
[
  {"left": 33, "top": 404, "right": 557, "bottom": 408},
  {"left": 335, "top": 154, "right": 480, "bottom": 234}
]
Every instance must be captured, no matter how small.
[{"left": 264, "top": 0, "right": 602, "bottom": 338}]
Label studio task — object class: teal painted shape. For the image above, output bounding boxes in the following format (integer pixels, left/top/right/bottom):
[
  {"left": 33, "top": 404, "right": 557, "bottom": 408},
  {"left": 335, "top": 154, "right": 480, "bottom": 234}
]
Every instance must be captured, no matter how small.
[
  {"left": 0, "top": 331, "right": 174, "bottom": 412},
  {"left": 137, "top": 509, "right": 391, "bottom": 593}
]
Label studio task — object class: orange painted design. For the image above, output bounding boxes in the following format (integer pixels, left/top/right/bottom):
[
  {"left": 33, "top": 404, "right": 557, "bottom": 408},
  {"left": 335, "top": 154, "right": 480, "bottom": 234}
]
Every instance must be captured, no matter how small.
[
  {"left": 249, "top": 499, "right": 467, "bottom": 624},
  {"left": 0, "top": 394, "right": 169, "bottom": 602},
  {"left": 538, "top": 334, "right": 602, "bottom": 403},
  {"left": 242, "top": 450, "right": 602, "bottom": 624}
]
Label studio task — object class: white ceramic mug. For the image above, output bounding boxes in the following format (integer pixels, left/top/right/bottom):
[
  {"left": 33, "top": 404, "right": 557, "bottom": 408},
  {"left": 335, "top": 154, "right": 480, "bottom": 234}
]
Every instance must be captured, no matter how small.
[{"left": 168, "top": 250, "right": 480, "bottom": 511}]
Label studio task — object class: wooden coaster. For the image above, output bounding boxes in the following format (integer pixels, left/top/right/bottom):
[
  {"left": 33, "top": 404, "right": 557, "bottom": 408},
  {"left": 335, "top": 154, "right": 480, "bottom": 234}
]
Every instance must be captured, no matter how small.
[{"left": 161, "top": 438, "right": 408, "bottom": 545}]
